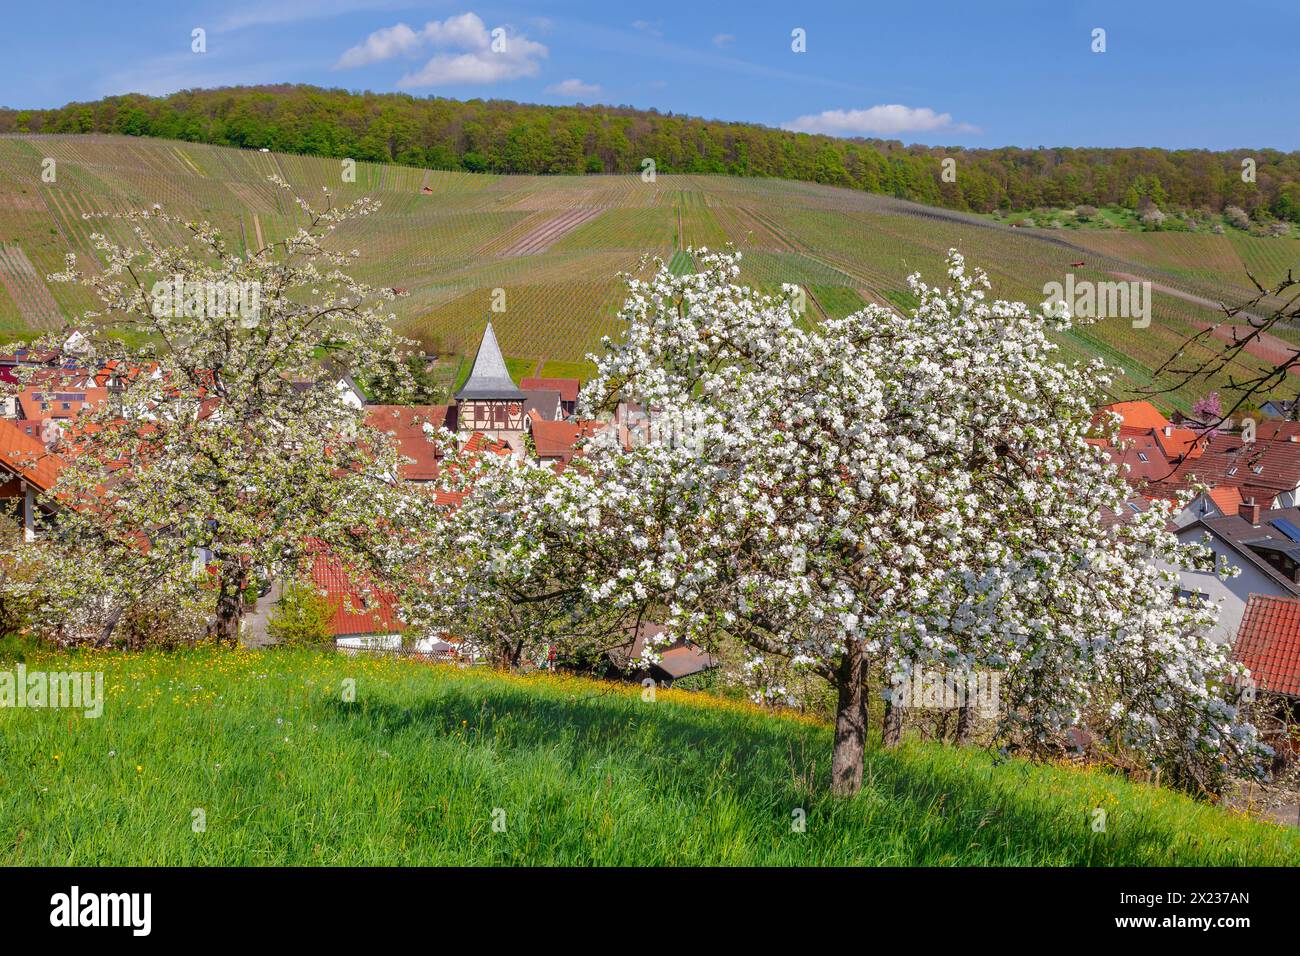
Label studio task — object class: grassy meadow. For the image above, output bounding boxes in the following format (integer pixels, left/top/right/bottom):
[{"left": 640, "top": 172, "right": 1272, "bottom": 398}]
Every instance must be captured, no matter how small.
[{"left": 1, "top": 646, "right": 1296, "bottom": 866}]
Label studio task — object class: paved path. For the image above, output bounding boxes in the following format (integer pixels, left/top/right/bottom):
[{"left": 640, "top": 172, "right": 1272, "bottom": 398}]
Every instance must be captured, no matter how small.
[{"left": 239, "top": 579, "right": 282, "bottom": 648}]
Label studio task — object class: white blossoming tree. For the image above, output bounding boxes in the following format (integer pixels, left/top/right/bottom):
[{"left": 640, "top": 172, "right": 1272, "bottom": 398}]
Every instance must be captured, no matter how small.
[
  {"left": 4, "top": 181, "right": 422, "bottom": 644},
  {"left": 413, "top": 248, "right": 1265, "bottom": 796},
  {"left": 406, "top": 444, "right": 650, "bottom": 669}
]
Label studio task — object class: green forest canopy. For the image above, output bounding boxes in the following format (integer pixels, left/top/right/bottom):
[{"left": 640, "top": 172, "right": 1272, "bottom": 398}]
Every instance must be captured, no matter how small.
[{"left": 4, "top": 84, "right": 1300, "bottom": 220}]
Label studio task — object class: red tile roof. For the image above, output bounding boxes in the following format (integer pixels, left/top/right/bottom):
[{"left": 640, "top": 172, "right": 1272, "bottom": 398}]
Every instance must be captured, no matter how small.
[
  {"left": 1152, "top": 425, "right": 1206, "bottom": 461},
  {"left": 462, "top": 431, "right": 511, "bottom": 455},
  {"left": 1234, "top": 594, "right": 1300, "bottom": 697},
  {"left": 1094, "top": 431, "right": 1172, "bottom": 483},
  {"left": 364, "top": 405, "right": 449, "bottom": 481},
  {"left": 1205, "top": 486, "right": 1244, "bottom": 515},
  {"left": 1099, "top": 494, "right": 1158, "bottom": 529},
  {"left": 17, "top": 366, "right": 97, "bottom": 390},
  {"left": 307, "top": 548, "right": 403, "bottom": 638},
  {"left": 1167, "top": 432, "right": 1300, "bottom": 502},
  {"left": 1256, "top": 421, "right": 1300, "bottom": 442},
  {"left": 16, "top": 386, "right": 108, "bottom": 421},
  {"left": 0, "top": 418, "right": 64, "bottom": 491},
  {"left": 93, "top": 360, "right": 159, "bottom": 389},
  {"left": 530, "top": 419, "right": 604, "bottom": 461},
  {"left": 520, "top": 377, "right": 580, "bottom": 403},
  {"left": 1099, "top": 400, "right": 1171, "bottom": 431}
]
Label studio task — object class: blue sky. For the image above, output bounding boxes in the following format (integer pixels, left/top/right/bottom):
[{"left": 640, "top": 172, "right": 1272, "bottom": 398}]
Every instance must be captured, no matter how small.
[{"left": 2, "top": 0, "right": 1296, "bottom": 150}]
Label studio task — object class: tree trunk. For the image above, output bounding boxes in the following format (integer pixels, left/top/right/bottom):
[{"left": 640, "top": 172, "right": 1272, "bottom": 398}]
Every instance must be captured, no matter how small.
[
  {"left": 953, "top": 703, "right": 974, "bottom": 745},
  {"left": 100, "top": 603, "right": 126, "bottom": 647},
  {"left": 208, "top": 568, "right": 246, "bottom": 646},
  {"left": 830, "top": 640, "right": 870, "bottom": 796},
  {"left": 882, "top": 695, "right": 903, "bottom": 748}
]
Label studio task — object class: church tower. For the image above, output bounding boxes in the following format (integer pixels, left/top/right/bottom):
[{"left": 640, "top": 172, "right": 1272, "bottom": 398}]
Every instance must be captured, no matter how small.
[{"left": 454, "top": 321, "right": 525, "bottom": 441}]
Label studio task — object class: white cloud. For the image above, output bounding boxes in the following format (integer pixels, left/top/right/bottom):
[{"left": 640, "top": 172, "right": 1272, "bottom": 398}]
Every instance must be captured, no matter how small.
[
  {"left": 545, "top": 78, "right": 602, "bottom": 98},
  {"left": 335, "top": 23, "right": 422, "bottom": 68},
  {"left": 631, "top": 20, "right": 663, "bottom": 38},
  {"left": 712, "top": 33, "right": 735, "bottom": 48},
  {"left": 782, "top": 105, "right": 979, "bottom": 137},
  {"left": 334, "top": 12, "right": 548, "bottom": 86}
]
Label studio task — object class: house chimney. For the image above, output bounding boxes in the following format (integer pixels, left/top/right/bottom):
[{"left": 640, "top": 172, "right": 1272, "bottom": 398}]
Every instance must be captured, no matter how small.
[
  {"left": 1164, "top": 424, "right": 1174, "bottom": 437},
  {"left": 1239, "top": 499, "right": 1261, "bottom": 526}
]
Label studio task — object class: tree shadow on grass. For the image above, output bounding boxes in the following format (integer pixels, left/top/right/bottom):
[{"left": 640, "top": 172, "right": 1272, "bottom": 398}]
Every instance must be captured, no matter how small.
[{"left": 316, "top": 681, "right": 1295, "bottom": 865}]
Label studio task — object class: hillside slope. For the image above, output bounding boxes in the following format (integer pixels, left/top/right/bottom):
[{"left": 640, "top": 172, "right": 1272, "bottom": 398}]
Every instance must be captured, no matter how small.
[
  {"left": 1, "top": 647, "right": 1296, "bottom": 865},
  {"left": 6, "top": 85, "right": 1300, "bottom": 219},
  {"left": 0, "top": 134, "right": 1296, "bottom": 409}
]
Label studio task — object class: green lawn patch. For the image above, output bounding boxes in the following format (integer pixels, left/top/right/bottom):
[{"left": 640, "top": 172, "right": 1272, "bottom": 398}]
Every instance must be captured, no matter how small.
[{"left": 1, "top": 647, "right": 1295, "bottom": 865}]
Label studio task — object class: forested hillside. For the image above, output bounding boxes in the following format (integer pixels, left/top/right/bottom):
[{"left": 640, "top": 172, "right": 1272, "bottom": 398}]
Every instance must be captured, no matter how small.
[{"left": 4, "top": 85, "right": 1300, "bottom": 219}]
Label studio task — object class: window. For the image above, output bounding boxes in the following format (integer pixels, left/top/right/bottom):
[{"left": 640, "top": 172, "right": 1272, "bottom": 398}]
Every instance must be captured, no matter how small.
[{"left": 1137, "top": 452, "right": 1148, "bottom": 462}]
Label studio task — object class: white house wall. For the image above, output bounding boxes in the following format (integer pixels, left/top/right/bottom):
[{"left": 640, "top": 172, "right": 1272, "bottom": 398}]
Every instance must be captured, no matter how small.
[{"left": 1171, "top": 527, "right": 1294, "bottom": 643}]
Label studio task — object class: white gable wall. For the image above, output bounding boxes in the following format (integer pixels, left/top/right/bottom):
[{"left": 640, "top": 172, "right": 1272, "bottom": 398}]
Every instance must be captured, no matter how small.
[{"left": 1171, "top": 525, "right": 1295, "bottom": 643}]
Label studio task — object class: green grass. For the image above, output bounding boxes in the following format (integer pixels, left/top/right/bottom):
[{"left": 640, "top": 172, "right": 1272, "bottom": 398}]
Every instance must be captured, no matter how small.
[
  {"left": 538, "top": 358, "right": 597, "bottom": 381},
  {"left": 1, "top": 647, "right": 1296, "bottom": 865},
  {"left": 505, "top": 357, "right": 536, "bottom": 384}
]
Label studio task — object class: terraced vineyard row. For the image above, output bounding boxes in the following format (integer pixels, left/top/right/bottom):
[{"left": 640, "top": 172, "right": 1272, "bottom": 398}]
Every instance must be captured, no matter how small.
[
  {"left": 0, "top": 244, "right": 63, "bottom": 328},
  {"left": 0, "top": 134, "right": 1295, "bottom": 411}
]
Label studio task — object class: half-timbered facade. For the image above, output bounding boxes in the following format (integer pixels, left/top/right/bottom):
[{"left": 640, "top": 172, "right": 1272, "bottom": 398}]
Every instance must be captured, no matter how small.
[{"left": 454, "top": 321, "right": 526, "bottom": 444}]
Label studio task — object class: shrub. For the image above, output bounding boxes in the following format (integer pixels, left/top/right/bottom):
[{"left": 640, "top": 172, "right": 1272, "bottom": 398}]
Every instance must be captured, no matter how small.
[
  {"left": 1074, "top": 204, "right": 1098, "bottom": 221},
  {"left": 1225, "top": 205, "right": 1252, "bottom": 230},
  {"left": 0, "top": 629, "right": 42, "bottom": 662},
  {"left": 112, "top": 594, "right": 208, "bottom": 650},
  {"left": 267, "top": 582, "right": 335, "bottom": 647},
  {"left": 0, "top": 549, "right": 38, "bottom": 642},
  {"left": 669, "top": 668, "right": 720, "bottom": 692}
]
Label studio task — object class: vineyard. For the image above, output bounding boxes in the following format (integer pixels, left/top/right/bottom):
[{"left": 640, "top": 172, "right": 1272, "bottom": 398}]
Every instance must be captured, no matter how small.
[{"left": 0, "top": 133, "right": 1297, "bottom": 410}]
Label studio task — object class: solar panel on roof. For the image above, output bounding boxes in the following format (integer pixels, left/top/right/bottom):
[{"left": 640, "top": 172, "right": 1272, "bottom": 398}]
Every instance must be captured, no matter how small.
[{"left": 1271, "top": 518, "right": 1300, "bottom": 543}]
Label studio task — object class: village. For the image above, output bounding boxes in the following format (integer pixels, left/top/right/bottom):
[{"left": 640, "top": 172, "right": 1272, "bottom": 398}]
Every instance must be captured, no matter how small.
[
  {"left": 0, "top": 322, "right": 720, "bottom": 688},
  {"left": 1092, "top": 398, "right": 1300, "bottom": 737}
]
